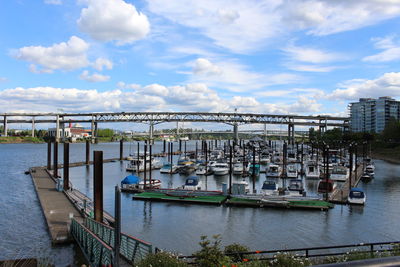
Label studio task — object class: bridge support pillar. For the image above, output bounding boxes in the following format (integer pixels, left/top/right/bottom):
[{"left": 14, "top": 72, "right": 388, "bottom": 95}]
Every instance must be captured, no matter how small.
[
  {"left": 263, "top": 123, "right": 267, "bottom": 141},
  {"left": 149, "top": 122, "right": 154, "bottom": 144},
  {"left": 288, "top": 123, "right": 295, "bottom": 145},
  {"left": 94, "top": 122, "right": 98, "bottom": 144},
  {"left": 3, "top": 115, "right": 7, "bottom": 137},
  {"left": 55, "top": 115, "right": 60, "bottom": 142},
  {"left": 233, "top": 123, "right": 239, "bottom": 145},
  {"left": 93, "top": 151, "right": 104, "bottom": 223},
  {"left": 91, "top": 117, "right": 95, "bottom": 144},
  {"left": 176, "top": 121, "right": 180, "bottom": 140},
  {"left": 53, "top": 141, "right": 58, "bottom": 178},
  {"left": 31, "top": 117, "right": 35, "bottom": 137}
]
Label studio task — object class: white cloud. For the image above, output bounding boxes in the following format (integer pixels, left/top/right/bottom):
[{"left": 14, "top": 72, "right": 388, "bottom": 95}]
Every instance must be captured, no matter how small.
[
  {"left": 14, "top": 36, "right": 89, "bottom": 73},
  {"left": 44, "top": 0, "right": 62, "bottom": 4},
  {"left": 117, "top": 82, "right": 141, "bottom": 90},
  {"left": 148, "top": 0, "right": 400, "bottom": 53},
  {"left": 285, "top": 64, "right": 339, "bottom": 72},
  {"left": 287, "top": 96, "right": 321, "bottom": 113},
  {"left": 91, "top": 58, "right": 113, "bottom": 71},
  {"left": 79, "top": 70, "right": 110, "bottom": 82},
  {"left": 0, "top": 77, "right": 7, "bottom": 82},
  {"left": 77, "top": 0, "right": 150, "bottom": 45},
  {"left": 363, "top": 35, "right": 400, "bottom": 62},
  {"left": 189, "top": 58, "right": 303, "bottom": 92},
  {"left": 283, "top": 45, "right": 343, "bottom": 64},
  {"left": 329, "top": 72, "right": 400, "bottom": 100}
]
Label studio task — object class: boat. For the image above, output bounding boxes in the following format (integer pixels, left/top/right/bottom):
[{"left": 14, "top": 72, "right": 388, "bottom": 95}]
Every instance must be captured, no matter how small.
[
  {"left": 330, "top": 165, "right": 349, "bottom": 182},
  {"left": 138, "top": 179, "right": 162, "bottom": 189},
  {"left": 121, "top": 174, "right": 161, "bottom": 191},
  {"left": 305, "top": 162, "right": 320, "bottom": 179},
  {"left": 286, "top": 164, "right": 298, "bottom": 178},
  {"left": 232, "top": 162, "right": 246, "bottom": 175},
  {"left": 160, "top": 163, "right": 178, "bottom": 174},
  {"left": 361, "top": 173, "right": 372, "bottom": 182},
  {"left": 365, "top": 164, "right": 375, "bottom": 177},
  {"left": 317, "top": 179, "right": 336, "bottom": 194},
  {"left": 249, "top": 163, "right": 260, "bottom": 176},
  {"left": 213, "top": 162, "right": 229, "bottom": 176},
  {"left": 195, "top": 165, "right": 207, "bottom": 175},
  {"left": 348, "top": 188, "right": 366, "bottom": 205},
  {"left": 177, "top": 163, "right": 196, "bottom": 175},
  {"left": 261, "top": 180, "right": 278, "bottom": 195},
  {"left": 233, "top": 179, "right": 250, "bottom": 194},
  {"left": 181, "top": 176, "right": 202, "bottom": 190},
  {"left": 266, "top": 164, "right": 281, "bottom": 178},
  {"left": 288, "top": 179, "right": 305, "bottom": 195}
]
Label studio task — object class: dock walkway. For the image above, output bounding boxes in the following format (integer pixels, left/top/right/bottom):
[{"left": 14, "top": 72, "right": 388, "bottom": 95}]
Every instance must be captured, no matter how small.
[
  {"left": 330, "top": 165, "right": 364, "bottom": 204},
  {"left": 30, "top": 167, "right": 83, "bottom": 244}
]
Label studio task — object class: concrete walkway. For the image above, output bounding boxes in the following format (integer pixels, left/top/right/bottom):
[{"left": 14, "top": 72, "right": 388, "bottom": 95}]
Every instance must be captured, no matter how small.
[{"left": 30, "top": 167, "right": 83, "bottom": 244}]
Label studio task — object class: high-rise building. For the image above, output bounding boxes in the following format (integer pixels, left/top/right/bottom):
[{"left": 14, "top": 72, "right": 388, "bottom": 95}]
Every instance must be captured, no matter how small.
[{"left": 349, "top": 97, "right": 400, "bottom": 133}]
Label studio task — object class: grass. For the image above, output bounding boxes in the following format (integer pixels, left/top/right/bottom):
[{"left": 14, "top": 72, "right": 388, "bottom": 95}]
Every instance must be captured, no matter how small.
[{"left": 0, "top": 136, "right": 45, "bottom": 143}]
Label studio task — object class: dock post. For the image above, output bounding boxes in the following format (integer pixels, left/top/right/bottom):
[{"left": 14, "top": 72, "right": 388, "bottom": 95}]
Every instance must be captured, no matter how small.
[
  {"left": 85, "top": 140, "right": 90, "bottom": 165},
  {"left": 324, "top": 145, "right": 330, "bottom": 202},
  {"left": 53, "top": 141, "right": 58, "bottom": 178},
  {"left": 114, "top": 185, "right": 121, "bottom": 267},
  {"left": 149, "top": 144, "right": 152, "bottom": 185},
  {"left": 252, "top": 146, "right": 256, "bottom": 193},
  {"left": 63, "top": 142, "right": 70, "bottom": 191},
  {"left": 144, "top": 143, "right": 147, "bottom": 189},
  {"left": 229, "top": 145, "right": 232, "bottom": 195},
  {"left": 3, "top": 115, "right": 7, "bottom": 137},
  {"left": 179, "top": 139, "right": 182, "bottom": 152},
  {"left": 47, "top": 141, "right": 52, "bottom": 170},
  {"left": 93, "top": 151, "right": 104, "bottom": 223},
  {"left": 233, "top": 123, "right": 239, "bottom": 145},
  {"left": 163, "top": 139, "right": 166, "bottom": 154},
  {"left": 119, "top": 139, "right": 124, "bottom": 161}
]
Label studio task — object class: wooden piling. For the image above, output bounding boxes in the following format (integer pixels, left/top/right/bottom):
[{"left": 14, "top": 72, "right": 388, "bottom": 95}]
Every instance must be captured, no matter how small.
[
  {"left": 47, "top": 141, "right": 52, "bottom": 170},
  {"left": 85, "top": 140, "right": 90, "bottom": 165},
  {"left": 63, "top": 142, "right": 69, "bottom": 191},
  {"left": 53, "top": 141, "right": 58, "bottom": 178},
  {"left": 93, "top": 151, "right": 103, "bottom": 223}
]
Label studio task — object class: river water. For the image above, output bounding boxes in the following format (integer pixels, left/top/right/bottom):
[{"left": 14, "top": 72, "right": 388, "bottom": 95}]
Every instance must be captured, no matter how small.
[{"left": 1, "top": 141, "right": 400, "bottom": 265}]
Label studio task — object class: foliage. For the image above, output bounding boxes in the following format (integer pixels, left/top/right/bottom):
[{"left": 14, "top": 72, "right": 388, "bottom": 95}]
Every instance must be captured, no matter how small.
[
  {"left": 382, "top": 117, "right": 400, "bottom": 142},
  {"left": 224, "top": 243, "right": 251, "bottom": 262},
  {"left": 268, "top": 252, "right": 310, "bottom": 267},
  {"left": 135, "top": 251, "right": 188, "bottom": 267},
  {"left": 192, "top": 235, "right": 232, "bottom": 267},
  {"left": 96, "top": 128, "right": 115, "bottom": 137}
]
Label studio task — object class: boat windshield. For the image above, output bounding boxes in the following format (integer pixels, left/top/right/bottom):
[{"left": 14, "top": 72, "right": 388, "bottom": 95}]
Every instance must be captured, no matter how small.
[
  {"left": 262, "top": 181, "right": 276, "bottom": 190},
  {"left": 185, "top": 178, "right": 198, "bottom": 185},
  {"left": 350, "top": 191, "right": 365, "bottom": 198}
]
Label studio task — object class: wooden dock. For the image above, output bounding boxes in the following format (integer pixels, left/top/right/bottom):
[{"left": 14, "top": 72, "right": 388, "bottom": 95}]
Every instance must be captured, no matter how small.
[
  {"left": 329, "top": 165, "right": 364, "bottom": 204},
  {"left": 30, "top": 167, "right": 83, "bottom": 244}
]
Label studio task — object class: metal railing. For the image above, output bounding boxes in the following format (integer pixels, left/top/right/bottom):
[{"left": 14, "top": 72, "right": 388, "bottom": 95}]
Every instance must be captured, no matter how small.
[
  {"left": 70, "top": 219, "right": 113, "bottom": 266},
  {"left": 84, "top": 217, "right": 153, "bottom": 264}
]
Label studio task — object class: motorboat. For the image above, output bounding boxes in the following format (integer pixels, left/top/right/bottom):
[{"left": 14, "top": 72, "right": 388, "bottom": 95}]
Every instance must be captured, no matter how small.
[
  {"left": 121, "top": 174, "right": 161, "bottom": 190},
  {"left": 138, "top": 179, "right": 162, "bottom": 189},
  {"left": 213, "top": 162, "right": 229, "bottom": 176},
  {"left": 233, "top": 179, "right": 250, "bottom": 194},
  {"left": 160, "top": 163, "right": 178, "bottom": 174},
  {"left": 261, "top": 180, "right": 278, "bottom": 195},
  {"left": 287, "top": 164, "right": 298, "bottom": 178},
  {"left": 348, "top": 188, "right": 366, "bottom": 205},
  {"left": 305, "top": 162, "right": 320, "bottom": 179},
  {"left": 181, "top": 176, "right": 202, "bottom": 190},
  {"left": 249, "top": 163, "right": 260, "bottom": 176},
  {"left": 266, "top": 164, "right": 281, "bottom": 178},
  {"left": 317, "top": 179, "right": 336, "bottom": 194},
  {"left": 365, "top": 164, "right": 375, "bottom": 177},
  {"left": 233, "top": 162, "right": 247, "bottom": 175},
  {"left": 195, "top": 165, "right": 207, "bottom": 175},
  {"left": 288, "top": 179, "right": 305, "bottom": 195},
  {"left": 330, "top": 165, "right": 349, "bottom": 182},
  {"left": 361, "top": 173, "right": 372, "bottom": 182}
]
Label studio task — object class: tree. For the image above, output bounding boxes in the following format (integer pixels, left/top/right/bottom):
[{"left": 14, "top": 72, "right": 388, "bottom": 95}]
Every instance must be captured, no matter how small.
[
  {"left": 382, "top": 117, "right": 400, "bottom": 142},
  {"left": 96, "top": 128, "right": 115, "bottom": 137}
]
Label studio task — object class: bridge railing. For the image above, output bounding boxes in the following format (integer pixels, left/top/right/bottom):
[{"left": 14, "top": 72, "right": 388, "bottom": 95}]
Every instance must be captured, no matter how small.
[
  {"left": 70, "top": 219, "right": 113, "bottom": 266},
  {"left": 84, "top": 217, "right": 153, "bottom": 264}
]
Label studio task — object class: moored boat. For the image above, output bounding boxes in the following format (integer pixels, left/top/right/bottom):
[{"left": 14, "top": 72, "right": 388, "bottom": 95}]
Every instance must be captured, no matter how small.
[{"left": 348, "top": 188, "right": 366, "bottom": 205}]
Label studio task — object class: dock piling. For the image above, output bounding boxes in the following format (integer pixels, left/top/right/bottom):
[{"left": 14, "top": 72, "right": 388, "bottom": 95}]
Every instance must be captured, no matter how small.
[
  {"left": 119, "top": 139, "right": 124, "bottom": 161},
  {"left": 93, "top": 151, "right": 104, "bottom": 223},
  {"left": 47, "top": 141, "right": 52, "bottom": 170},
  {"left": 63, "top": 142, "right": 69, "bottom": 191},
  {"left": 85, "top": 140, "right": 90, "bottom": 165},
  {"left": 53, "top": 141, "right": 58, "bottom": 178}
]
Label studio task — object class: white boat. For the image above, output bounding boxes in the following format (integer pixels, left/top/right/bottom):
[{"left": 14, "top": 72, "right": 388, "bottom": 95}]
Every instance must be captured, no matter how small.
[
  {"left": 181, "top": 176, "right": 202, "bottom": 190},
  {"left": 287, "top": 151, "right": 297, "bottom": 163},
  {"left": 195, "top": 165, "right": 207, "bottom": 175},
  {"left": 160, "top": 163, "right": 178, "bottom": 174},
  {"left": 288, "top": 179, "right": 305, "bottom": 195},
  {"left": 233, "top": 179, "right": 250, "bottom": 193},
  {"left": 348, "top": 188, "right": 366, "bottom": 205},
  {"left": 365, "top": 164, "right": 375, "bottom": 177},
  {"left": 266, "top": 164, "right": 281, "bottom": 178},
  {"left": 261, "top": 180, "right": 278, "bottom": 195},
  {"left": 138, "top": 179, "right": 162, "bottom": 189},
  {"left": 305, "top": 162, "right": 320, "bottom": 179},
  {"left": 233, "top": 162, "right": 247, "bottom": 175},
  {"left": 213, "top": 162, "right": 229, "bottom": 176},
  {"left": 287, "top": 164, "right": 298, "bottom": 178},
  {"left": 330, "top": 165, "right": 349, "bottom": 182}
]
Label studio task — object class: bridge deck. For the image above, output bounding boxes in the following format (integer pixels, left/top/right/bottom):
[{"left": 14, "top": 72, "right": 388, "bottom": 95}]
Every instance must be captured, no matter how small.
[{"left": 30, "top": 167, "right": 83, "bottom": 244}]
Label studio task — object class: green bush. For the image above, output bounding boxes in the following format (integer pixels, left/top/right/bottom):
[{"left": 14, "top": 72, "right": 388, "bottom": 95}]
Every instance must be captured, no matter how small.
[
  {"left": 135, "top": 251, "right": 188, "bottom": 267},
  {"left": 269, "top": 252, "right": 310, "bottom": 267},
  {"left": 193, "top": 235, "right": 232, "bottom": 267},
  {"left": 224, "top": 243, "right": 250, "bottom": 262}
]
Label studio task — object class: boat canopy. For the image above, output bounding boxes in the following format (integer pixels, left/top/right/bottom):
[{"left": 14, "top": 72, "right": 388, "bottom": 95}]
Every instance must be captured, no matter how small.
[
  {"left": 349, "top": 188, "right": 365, "bottom": 198},
  {"left": 121, "top": 174, "right": 140, "bottom": 185},
  {"left": 185, "top": 176, "right": 199, "bottom": 186},
  {"left": 262, "top": 180, "right": 277, "bottom": 190}
]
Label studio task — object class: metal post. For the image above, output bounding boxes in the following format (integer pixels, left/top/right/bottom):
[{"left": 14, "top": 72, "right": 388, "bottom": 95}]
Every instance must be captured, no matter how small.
[
  {"left": 179, "top": 139, "right": 182, "bottom": 152},
  {"left": 47, "top": 141, "right": 52, "bottom": 170},
  {"left": 137, "top": 142, "right": 140, "bottom": 174},
  {"left": 31, "top": 117, "right": 35, "bottom": 137},
  {"left": 170, "top": 142, "right": 173, "bottom": 173},
  {"left": 55, "top": 115, "right": 60, "bottom": 142},
  {"left": 119, "top": 139, "right": 124, "bottom": 160},
  {"left": 163, "top": 139, "right": 166, "bottom": 154},
  {"left": 53, "top": 141, "right": 58, "bottom": 178},
  {"left": 325, "top": 145, "right": 329, "bottom": 202},
  {"left": 114, "top": 185, "right": 121, "bottom": 267},
  {"left": 63, "top": 142, "right": 69, "bottom": 191},
  {"left": 144, "top": 143, "right": 147, "bottom": 189},
  {"left": 149, "top": 144, "right": 152, "bottom": 184},
  {"left": 229, "top": 145, "right": 232, "bottom": 195},
  {"left": 85, "top": 140, "right": 90, "bottom": 165},
  {"left": 349, "top": 144, "right": 353, "bottom": 190},
  {"left": 184, "top": 141, "right": 187, "bottom": 157},
  {"left": 3, "top": 115, "right": 7, "bottom": 137},
  {"left": 93, "top": 151, "right": 104, "bottom": 223},
  {"left": 252, "top": 146, "right": 256, "bottom": 193}
]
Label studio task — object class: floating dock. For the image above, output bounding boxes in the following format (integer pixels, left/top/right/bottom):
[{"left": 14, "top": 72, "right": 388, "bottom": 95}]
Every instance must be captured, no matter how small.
[
  {"left": 30, "top": 167, "right": 83, "bottom": 244},
  {"left": 329, "top": 165, "right": 364, "bottom": 204},
  {"left": 133, "top": 191, "right": 227, "bottom": 205}
]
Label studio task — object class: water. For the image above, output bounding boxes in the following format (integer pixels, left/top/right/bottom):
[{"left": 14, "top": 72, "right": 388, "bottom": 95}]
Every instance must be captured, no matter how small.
[{"left": 1, "top": 141, "right": 400, "bottom": 263}]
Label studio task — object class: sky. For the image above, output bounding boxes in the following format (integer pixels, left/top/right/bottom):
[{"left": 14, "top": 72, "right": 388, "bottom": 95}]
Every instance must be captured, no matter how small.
[{"left": 1, "top": 0, "right": 400, "bottom": 131}]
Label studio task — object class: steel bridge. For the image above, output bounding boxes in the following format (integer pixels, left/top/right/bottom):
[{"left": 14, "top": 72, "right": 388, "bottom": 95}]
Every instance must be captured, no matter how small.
[{"left": 0, "top": 111, "right": 349, "bottom": 143}]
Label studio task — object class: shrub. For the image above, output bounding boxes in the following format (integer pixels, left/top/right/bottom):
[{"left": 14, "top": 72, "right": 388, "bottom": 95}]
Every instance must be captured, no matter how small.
[
  {"left": 136, "top": 251, "right": 188, "bottom": 267},
  {"left": 224, "top": 243, "right": 250, "bottom": 262},
  {"left": 192, "top": 235, "right": 231, "bottom": 267}
]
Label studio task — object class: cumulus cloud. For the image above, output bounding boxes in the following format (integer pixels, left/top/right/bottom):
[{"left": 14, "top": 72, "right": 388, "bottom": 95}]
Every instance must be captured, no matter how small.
[
  {"left": 91, "top": 58, "right": 113, "bottom": 71},
  {"left": 329, "top": 72, "right": 400, "bottom": 100},
  {"left": 363, "top": 35, "right": 400, "bottom": 62},
  {"left": 79, "top": 70, "right": 110, "bottom": 82},
  {"left": 287, "top": 96, "right": 321, "bottom": 113},
  {"left": 193, "top": 58, "right": 222, "bottom": 76},
  {"left": 13, "top": 36, "right": 90, "bottom": 73},
  {"left": 148, "top": 0, "right": 400, "bottom": 53},
  {"left": 77, "top": 0, "right": 150, "bottom": 45}
]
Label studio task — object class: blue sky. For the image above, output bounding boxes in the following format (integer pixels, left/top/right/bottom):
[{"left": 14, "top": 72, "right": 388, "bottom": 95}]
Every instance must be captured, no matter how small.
[{"left": 1, "top": 0, "right": 400, "bottom": 123}]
